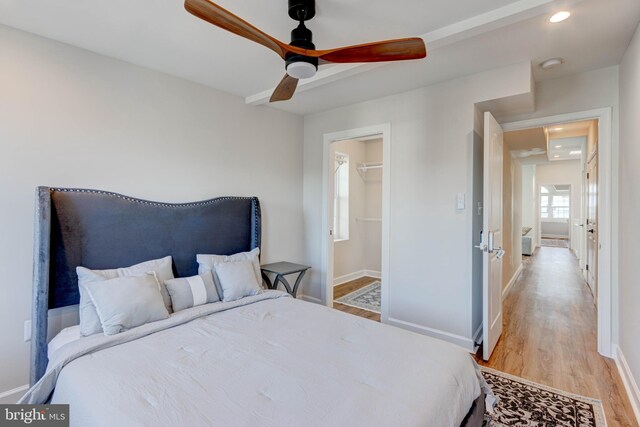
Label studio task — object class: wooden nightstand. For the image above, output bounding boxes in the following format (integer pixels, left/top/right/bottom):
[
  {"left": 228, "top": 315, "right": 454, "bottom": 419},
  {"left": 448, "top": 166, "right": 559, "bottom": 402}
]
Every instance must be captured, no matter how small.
[{"left": 260, "top": 262, "right": 310, "bottom": 298}]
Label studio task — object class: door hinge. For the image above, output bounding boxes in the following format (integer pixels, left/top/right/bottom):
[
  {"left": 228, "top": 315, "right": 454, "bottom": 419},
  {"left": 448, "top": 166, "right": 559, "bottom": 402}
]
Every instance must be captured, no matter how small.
[
  {"left": 586, "top": 264, "right": 589, "bottom": 271},
  {"left": 587, "top": 172, "right": 590, "bottom": 179}
]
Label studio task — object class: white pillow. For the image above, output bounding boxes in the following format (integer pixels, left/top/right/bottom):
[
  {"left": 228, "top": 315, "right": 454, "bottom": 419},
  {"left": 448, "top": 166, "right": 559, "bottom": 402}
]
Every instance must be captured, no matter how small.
[
  {"left": 84, "top": 273, "right": 169, "bottom": 336},
  {"left": 214, "top": 260, "right": 263, "bottom": 302},
  {"left": 77, "top": 256, "right": 174, "bottom": 336},
  {"left": 197, "top": 248, "right": 261, "bottom": 296}
]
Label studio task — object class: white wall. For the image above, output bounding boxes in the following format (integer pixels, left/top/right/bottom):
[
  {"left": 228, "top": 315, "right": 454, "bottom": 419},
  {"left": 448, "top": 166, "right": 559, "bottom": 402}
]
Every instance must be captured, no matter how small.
[
  {"left": 619, "top": 21, "right": 640, "bottom": 421},
  {"left": 502, "top": 147, "right": 523, "bottom": 290},
  {"left": 0, "top": 25, "right": 304, "bottom": 394},
  {"left": 511, "top": 159, "right": 523, "bottom": 285},
  {"left": 501, "top": 66, "right": 619, "bottom": 123},
  {"left": 363, "top": 139, "right": 383, "bottom": 274},
  {"left": 521, "top": 164, "right": 537, "bottom": 246},
  {"left": 303, "top": 62, "right": 534, "bottom": 350}
]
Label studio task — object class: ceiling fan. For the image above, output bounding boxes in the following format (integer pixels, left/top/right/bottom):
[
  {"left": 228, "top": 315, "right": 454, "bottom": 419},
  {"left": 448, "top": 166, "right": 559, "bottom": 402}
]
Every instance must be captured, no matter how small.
[{"left": 184, "top": 0, "right": 427, "bottom": 102}]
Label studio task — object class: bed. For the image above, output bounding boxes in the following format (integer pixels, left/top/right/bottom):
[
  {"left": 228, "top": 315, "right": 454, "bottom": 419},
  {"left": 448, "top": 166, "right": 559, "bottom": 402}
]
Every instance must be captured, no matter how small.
[{"left": 21, "top": 187, "right": 489, "bottom": 426}]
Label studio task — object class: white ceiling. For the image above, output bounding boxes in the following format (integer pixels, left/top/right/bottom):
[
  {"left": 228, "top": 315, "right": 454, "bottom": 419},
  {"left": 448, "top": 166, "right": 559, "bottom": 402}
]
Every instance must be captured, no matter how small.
[
  {"left": 546, "top": 119, "right": 593, "bottom": 160},
  {"left": 548, "top": 136, "right": 585, "bottom": 161},
  {"left": 1, "top": 0, "right": 639, "bottom": 115}
]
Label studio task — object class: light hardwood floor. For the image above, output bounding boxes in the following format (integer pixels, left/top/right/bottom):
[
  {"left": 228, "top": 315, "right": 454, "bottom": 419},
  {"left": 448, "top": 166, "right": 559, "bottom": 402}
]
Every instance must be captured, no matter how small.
[
  {"left": 333, "top": 249, "right": 638, "bottom": 427},
  {"left": 333, "top": 277, "right": 381, "bottom": 322},
  {"left": 476, "top": 247, "right": 638, "bottom": 427}
]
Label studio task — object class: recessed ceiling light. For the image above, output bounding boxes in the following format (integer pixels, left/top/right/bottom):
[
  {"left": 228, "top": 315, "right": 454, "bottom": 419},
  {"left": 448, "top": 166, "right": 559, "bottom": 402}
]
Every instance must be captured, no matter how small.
[
  {"left": 540, "top": 58, "right": 564, "bottom": 70},
  {"left": 554, "top": 155, "right": 560, "bottom": 158},
  {"left": 555, "top": 145, "right": 562, "bottom": 148},
  {"left": 570, "top": 150, "right": 582, "bottom": 155},
  {"left": 553, "top": 127, "right": 563, "bottom": 131},
  {"left": 550, "top": 11, "right": 571, "bottom": 23}
]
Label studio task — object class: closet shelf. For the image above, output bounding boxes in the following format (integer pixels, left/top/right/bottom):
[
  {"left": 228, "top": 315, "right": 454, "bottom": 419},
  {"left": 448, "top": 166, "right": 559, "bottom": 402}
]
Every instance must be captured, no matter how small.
[{"left": 356, "top": 217, "right": 382, "bottom": 222}]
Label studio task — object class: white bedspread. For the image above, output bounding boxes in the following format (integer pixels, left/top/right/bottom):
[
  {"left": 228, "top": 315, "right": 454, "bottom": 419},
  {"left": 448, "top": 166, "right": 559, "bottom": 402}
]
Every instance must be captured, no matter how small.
[{"left": 27, "top": 291, "right": 483, "bottom": 427}]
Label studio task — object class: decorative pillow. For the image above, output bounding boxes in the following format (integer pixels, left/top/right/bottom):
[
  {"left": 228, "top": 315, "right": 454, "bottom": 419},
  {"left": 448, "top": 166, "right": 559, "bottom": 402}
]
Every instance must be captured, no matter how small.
[
  {"left": 77, "top": 256, "right": 174, "bottom": 336},
  {"left": 84, "top": 273, "right": 169, "bottom": 336},
  {"left": 164, "top": 271, "right": 220, "bottom": 312},
  {"left": 197, "top": 248, "right": 262, "bottom": 296},
  {"left": 214, "top": 260, "right": 263, "bottom": 302}
]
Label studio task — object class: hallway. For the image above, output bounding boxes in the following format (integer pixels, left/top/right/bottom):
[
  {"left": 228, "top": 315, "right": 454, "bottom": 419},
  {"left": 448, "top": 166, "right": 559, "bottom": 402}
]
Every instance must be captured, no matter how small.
[{"left": 476, "top": 247, "right": 637, "bottom": 426}]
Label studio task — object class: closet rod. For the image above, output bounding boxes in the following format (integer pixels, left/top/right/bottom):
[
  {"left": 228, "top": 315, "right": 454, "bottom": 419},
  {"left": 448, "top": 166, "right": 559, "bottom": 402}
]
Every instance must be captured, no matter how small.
[{"left": 357, "top": 162, "right": 383, "bottom": 172}]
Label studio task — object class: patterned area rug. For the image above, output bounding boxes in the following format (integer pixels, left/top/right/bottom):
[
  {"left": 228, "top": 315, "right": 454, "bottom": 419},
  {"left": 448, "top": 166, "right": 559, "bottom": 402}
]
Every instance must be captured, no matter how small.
[
  {"left": 482, "top": 367, "right": 606, "bottom": 427},
  {"left": 335, "top": 282, "right": 380, "bottom": 313},
  {"left": 541, "top": 238, "right": 569, "bottom": 248}
]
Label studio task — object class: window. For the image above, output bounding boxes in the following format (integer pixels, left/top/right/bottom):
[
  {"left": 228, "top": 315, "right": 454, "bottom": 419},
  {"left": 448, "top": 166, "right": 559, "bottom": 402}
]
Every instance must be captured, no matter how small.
[
  {"left": 540, "top": 195, "right": 549, "bottom": 218},
  {"left": 333, "top": 153, "right": 349, "bottom": 241},
  {"left": 552, "top": 195, "right": 570, "bottom": 219},
  {"left": 540, "top": 192, "right": 570, "bottom": 219}
]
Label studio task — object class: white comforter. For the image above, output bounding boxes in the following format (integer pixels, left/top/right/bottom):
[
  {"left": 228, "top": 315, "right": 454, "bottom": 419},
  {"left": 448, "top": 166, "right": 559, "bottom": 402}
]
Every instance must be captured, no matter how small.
[{"left": 25, "top": 291, "right": 483, "bottom": 427}]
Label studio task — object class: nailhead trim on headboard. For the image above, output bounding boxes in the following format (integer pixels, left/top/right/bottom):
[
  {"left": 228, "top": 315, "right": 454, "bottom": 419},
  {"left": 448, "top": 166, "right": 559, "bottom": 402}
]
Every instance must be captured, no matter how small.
[{"left": 49, "top": 188, "right": 261, "bottom": 245}]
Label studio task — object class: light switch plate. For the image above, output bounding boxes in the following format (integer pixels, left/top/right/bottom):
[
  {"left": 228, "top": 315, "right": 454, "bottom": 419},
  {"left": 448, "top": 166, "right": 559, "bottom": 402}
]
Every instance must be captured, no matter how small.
[{"left": 456, "top": 193, "right": 466, "bottom": 210}]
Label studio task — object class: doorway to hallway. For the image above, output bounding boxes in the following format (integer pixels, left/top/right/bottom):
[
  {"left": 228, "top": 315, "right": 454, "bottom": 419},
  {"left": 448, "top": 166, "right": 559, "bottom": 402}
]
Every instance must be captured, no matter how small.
[{"left": 478, "top": 107, "right": 614, "bottom": 362}]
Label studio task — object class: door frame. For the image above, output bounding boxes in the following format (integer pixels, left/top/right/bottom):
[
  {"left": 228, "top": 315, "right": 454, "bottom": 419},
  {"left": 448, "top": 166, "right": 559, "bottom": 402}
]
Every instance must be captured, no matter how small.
[
  {"left": 320, "top": 123, "right": 391, "bottom": 322},
  {"left": 502, "top": 107, "right": 615, "bottom": 358}
]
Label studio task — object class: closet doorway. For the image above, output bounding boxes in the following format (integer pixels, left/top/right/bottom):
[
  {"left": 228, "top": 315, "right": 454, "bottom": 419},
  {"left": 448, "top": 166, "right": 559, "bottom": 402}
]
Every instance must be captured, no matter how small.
[
  {"left": 331, "top": 137, "right": 383, "bottom": 320},
  {"left": 321, "top": 124, "right": 391, "bottom": 323}
]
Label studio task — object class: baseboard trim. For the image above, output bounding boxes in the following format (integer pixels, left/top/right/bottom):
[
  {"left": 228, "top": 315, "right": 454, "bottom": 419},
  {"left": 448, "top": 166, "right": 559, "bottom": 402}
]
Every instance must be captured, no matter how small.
[
  {"left": 387, "top": 317, "right": 476, "bottom": 353},
  {"left": 0, "top": 384, "right": 28, "bottom": 404},
  {"left": 363, "top": 270, "right": 382, "bottom": 279},
  {"left": 298, "top": 294, "right": 322, "bottom": 304},
  {"left": 614, "top": 345, "right": 640, "bottom": 425},
  {"left": 503, "top": 263, "right": 523, "bottom": 300},
  {"left": 333, "top": 270, "right": 381, "bottom": 287}
]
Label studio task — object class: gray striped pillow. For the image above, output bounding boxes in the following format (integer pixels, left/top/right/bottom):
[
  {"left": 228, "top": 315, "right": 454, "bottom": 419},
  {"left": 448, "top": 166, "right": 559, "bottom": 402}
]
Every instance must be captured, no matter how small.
[{"left": 164, "top": 271, "right": 220, "bottom": 312}]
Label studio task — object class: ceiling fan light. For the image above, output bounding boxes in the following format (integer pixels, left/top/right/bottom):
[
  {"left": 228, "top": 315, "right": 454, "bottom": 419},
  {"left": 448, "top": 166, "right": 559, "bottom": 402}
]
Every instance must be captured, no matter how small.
[{"left": 286, "top": 61, "right": 317, "bottom": 79}]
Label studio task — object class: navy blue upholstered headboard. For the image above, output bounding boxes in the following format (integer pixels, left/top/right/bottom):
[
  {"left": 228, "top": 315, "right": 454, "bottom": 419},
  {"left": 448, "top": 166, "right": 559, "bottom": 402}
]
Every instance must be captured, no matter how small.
[{"left": 31, "top": 187, "right": 261, "bottom": 385}]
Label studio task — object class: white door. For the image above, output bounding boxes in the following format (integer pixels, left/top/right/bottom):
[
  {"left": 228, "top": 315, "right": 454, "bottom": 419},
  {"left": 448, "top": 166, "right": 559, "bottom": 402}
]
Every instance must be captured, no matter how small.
[
  {"left": 586, "top": 156, "right": 598, "bottom": 300},
  {"left": 482, "top": 112, "right": 505, "bottom": 361}
]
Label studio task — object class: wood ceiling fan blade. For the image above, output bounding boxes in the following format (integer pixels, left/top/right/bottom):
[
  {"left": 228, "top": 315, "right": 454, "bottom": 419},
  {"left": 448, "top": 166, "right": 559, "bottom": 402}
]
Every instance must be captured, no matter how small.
[
  {"left": 270, "top": 74, "right": 299, "bottom": 102},
  {"left": 184, "top": 0, "right": 290, "bottom": 59},
  {"left": 315, "top": 38, "right": 426, "bottom": 63}
]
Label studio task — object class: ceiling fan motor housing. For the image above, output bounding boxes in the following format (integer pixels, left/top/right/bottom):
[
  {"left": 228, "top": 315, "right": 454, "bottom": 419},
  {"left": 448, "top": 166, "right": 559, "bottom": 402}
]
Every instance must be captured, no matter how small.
[{"left": 285, "top": 4, "right": 318, "bottom": 78}]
